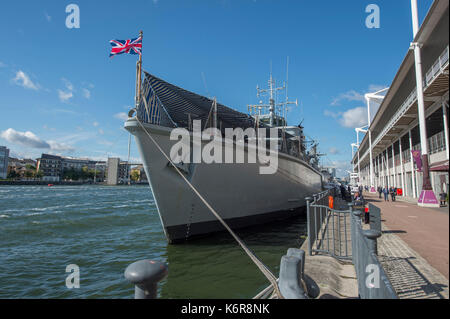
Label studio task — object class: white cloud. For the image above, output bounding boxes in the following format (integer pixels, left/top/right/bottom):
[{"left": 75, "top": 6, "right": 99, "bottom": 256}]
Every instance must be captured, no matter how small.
[
  {"left": 331, "top": 84, "right": 387, "bottom": 106},
  {"left": 329, "top": 147, "right": 340, "bottom": 155},
  {"left": 62, "top": 78, "right": 74, "bottom": 91},
  {"left": 82, "top": 88, "right": 91, "bottom": 99},
  {"left": 58, "top": 89, "right": 73, "bottom": 102},
  {"left": 325, "top": 106, "right": 368, "bottom": 129},
  {"left": 331, "top": 90, "right": 364, "bottom": 106},
  {"left": 330, "top": 160, "right": 353, "bottom": 178},
  {"left": 1, "top": 128, "right": 49, "bottom": 149},
  {"left": 114, "top": 112, "right": 129, "bottom": 121},
  {"left": 47, "top": 141, "right": 75, "bottom": 153},
  {"left": 338, "top": 107, "right": 368, "bottom": 128},
  {"left": 12, "top": 70, "right": 39, "bottom": 90},
  {"left": 58, "top": 78, "right": 75, "bottom": 102},
  {"left": 0, "top": 128, "right": 75, "bottom": 153},
  {"left": 98, "top": 129, "right": 104, "bottom": 135},
  {"left": 93, "top": 121, "right": 99, "bottom": 127}
]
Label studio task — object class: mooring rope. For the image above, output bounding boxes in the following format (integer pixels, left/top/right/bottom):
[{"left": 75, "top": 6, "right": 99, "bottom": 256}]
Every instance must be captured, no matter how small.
[{"left": 134, "top": 116, "right": 283, "bottom": 299}]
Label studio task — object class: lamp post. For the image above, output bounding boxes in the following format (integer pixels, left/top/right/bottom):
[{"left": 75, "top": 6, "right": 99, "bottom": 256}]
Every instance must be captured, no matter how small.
[
  {"left": 351, "top": 144, "right": 355, "bottom": 173},
  {"left": 364, "top": 87, "right": 389, "bottom": 193},
  {"left": 410, "top": 0, "right": 439, "bottom": 207},
  {"left": 355, "top": 126, "right": 368, "bottom": 187},
  {"left": 351, "top": 143, "right": 360, "bottom": 183}
]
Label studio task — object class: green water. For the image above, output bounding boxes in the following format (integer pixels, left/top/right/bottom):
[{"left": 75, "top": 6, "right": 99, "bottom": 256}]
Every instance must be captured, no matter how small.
[{"left": 0, "top": 185, "right": 306, "bottom": 298}]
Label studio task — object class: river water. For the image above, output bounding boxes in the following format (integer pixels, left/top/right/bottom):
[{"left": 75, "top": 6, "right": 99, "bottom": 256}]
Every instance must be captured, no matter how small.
[{"left": 0, "top": 185, "right": 307, "bottom": 298}]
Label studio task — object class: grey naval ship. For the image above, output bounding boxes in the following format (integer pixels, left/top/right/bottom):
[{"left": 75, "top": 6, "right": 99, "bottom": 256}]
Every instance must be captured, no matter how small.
[{"left": 125, "top": 70, "right": 323, "bottom": 243}]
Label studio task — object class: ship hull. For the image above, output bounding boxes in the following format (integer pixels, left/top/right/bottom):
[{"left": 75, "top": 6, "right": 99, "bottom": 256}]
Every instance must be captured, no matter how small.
[{"left": 125, "top": 119, "right": 323, "bottom": 243}]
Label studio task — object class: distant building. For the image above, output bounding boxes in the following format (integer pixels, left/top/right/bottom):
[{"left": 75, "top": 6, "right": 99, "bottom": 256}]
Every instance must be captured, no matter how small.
[
  {"left": 320, "top": 167, "right": 337, "bottom": 182},
  {"left": 106, "top": 158, "right": 132, "bottom": 185},
  {"left": 0, "top": 146, "right": 10, "bottom": 179},
  {"left": 106, "top": 158, "right": 120, "bottom": 185},
  {"left": 7, "top": 157, "right": 37, "bottom": 179},
  {"left": 131, "top": 164, "right": 148, "bottom": 183},
  {"left": 36, "top": 154, "right": 62, "bottom": 182},
  {"left": 119, "top": 161, "right": 130, "bottom": 183},
  {"left": 93, "top": 162, "right": 106, "bottom": 183},
  {"left": 36, "top": 154, "right": 107, "bottom": 182},
  {"left": 62, "top": 157, "right": 90, "bottom": 171}
]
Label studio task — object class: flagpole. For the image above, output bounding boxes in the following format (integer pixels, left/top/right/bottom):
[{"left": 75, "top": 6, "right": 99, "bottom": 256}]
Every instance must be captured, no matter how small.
[{"left": 137, "top": 30, "right": 143, "bottom": 107}]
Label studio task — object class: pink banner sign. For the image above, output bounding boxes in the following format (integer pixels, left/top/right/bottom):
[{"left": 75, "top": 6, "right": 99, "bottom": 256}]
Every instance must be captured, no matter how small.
[{"left": 411, "top": 150, "right": 422, "bottom": 172}]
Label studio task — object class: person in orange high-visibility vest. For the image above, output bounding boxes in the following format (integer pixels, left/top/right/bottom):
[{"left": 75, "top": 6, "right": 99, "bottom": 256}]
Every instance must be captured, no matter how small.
[{"left": 328, "top": 196, "right": 334, "bottom": 209}]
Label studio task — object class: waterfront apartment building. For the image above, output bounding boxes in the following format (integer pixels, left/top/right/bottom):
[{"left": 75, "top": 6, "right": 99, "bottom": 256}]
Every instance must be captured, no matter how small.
[
  {"left": 36, "top": 154, "right": 106, "bottom": 182},
  {"left": 0, "top": 146, "right": 10, "bottom": 179},
  {"left": 36, "top": 154, "right": 62, "bottom": 182},
  {"left": 352, "top": 0, "right": 449, "bottom": 201}
]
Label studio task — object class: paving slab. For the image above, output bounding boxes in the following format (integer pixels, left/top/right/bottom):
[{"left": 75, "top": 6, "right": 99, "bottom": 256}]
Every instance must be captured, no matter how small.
[{"left": 364, "top": 193, "right": 449, "bottom": 279}]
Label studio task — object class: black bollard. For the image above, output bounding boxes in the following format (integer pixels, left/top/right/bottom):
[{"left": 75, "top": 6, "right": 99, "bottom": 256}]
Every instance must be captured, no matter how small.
[
  {"left": 363, "top": 230, "right": 382, "bottom": 255},
  {"left": 124, "top": 260, "right": 168, "bottom": 299},
  {"left": 278, "top": 249, "right": 307, "bottom": 299}
]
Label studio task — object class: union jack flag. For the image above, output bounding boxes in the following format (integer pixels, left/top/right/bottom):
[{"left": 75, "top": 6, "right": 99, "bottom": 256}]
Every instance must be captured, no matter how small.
[{"left": 109, "top": 36, "right": 142, "bottom": 57}]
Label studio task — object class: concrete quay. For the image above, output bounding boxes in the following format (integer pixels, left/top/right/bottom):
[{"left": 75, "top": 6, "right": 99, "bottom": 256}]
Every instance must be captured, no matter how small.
[
  {"left": 364, "top": 192, "right": 449, "bottom": 299},
  {"left": 299, "top": 192, "right": 448, "bottom": 299}
]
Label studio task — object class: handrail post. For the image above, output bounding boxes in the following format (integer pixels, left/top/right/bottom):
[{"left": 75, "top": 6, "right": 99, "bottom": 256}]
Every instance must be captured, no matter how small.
[{"left": 306, "top": 197, "right": 313, "bottom": 256}]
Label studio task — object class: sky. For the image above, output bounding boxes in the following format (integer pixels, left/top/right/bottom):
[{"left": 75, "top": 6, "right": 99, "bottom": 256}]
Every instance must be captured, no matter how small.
[{"left": 0, "top": 0, "right": 433, "bottom": 177}]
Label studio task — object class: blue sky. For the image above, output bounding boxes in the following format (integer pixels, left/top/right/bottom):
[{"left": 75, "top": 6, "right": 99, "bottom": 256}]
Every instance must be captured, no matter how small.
[{"left": 0, "top": 0, "right": 433, "bottom": 176}]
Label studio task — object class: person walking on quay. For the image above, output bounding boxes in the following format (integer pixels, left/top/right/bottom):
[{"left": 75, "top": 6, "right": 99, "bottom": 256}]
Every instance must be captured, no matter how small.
[
  {"left": 378, "top": 186, "right": 383, "bottom": 199},
  {"left": 439, "top": 192, "right": 448, "bottom": 207},
  {"left": 391, "top": 187, "right": 397, "bottom": 202},
  {"left": 383, "top": 186, "right": 389, "bottom": 202}
]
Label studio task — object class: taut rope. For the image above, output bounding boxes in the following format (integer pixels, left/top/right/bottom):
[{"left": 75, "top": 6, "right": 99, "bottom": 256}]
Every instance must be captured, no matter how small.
[{"left": 134, "top": 116, "right": 283, "bottom": 299}]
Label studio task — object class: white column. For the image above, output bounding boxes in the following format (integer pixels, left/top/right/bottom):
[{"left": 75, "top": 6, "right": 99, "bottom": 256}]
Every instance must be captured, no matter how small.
[
  {"left": 368, "top": 118, "right": 375, "bottom": 189},
  {"left": 357, "top": 149, "right": 361, "bottom": 180},
  {"left": 411, "top": 0, "right": 438, "bottom": 206},
  {"left": 443, "top": 102, "right": 449, "bottom": 160},
  {"left": 386, "top": 147, "right": 391, "bottom": 188},
  {"left": 392, "top": 144, "right": 396, "bottom": 187},
  {"left": 399, "top": 138, "right": 405, "bottom": 195},
  {"left": 377, "top": 155, "right": 380, "bottom": 188},
  {"left": 409, "top": 130, "right": 417, "bottom": 198},
  {"left": 351, "top": 145, "right": 355, "bottom": 172}
]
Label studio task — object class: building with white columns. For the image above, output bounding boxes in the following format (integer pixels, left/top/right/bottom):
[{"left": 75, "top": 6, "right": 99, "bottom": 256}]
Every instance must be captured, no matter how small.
[{"left": 352, "top": 0, "right": 449, "bottom": 201}]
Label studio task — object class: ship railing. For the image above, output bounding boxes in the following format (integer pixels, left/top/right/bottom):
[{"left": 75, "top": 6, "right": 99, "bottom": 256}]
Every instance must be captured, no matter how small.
[{"left": 136, "top": 77, "right": 177, "bottom": 128}]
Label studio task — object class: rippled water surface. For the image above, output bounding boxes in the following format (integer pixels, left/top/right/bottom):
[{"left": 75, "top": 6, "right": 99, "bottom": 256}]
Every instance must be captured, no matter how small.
[{"left": 0, "top": 185, "right": 306, "bottom": 298}]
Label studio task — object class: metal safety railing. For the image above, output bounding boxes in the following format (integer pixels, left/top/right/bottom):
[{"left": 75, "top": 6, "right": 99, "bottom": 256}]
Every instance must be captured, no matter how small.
[
  {"left": 306, "top": 189, "right": 352, "bottom": 261},
  {"left": 306, "top": 189, "right": 398, "bottom": 299},
  {"left": 350, "top": 206, "right": 397, "bottom": 299}
]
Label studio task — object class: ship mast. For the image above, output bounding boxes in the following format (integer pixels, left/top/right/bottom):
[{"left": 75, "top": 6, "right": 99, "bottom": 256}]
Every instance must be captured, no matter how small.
[{"left": 248, "top": 59, "right": 298, "bottom": 127}]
